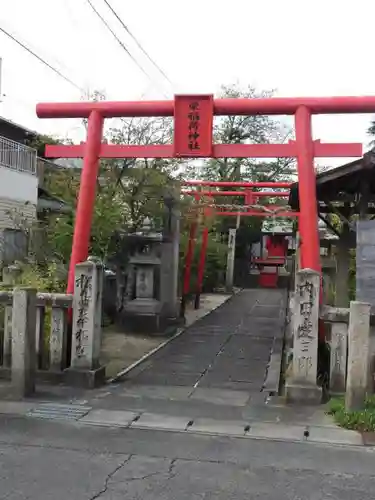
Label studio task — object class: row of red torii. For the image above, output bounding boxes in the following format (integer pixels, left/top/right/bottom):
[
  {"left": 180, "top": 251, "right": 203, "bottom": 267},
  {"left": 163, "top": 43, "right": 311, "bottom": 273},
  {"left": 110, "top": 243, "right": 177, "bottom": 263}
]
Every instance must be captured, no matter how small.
[
  {"left": 180, "top": 180, "right": 293, "bottom": 312},
  {"left": 36, "top": 94, "right": 374, "bottom": 298}
]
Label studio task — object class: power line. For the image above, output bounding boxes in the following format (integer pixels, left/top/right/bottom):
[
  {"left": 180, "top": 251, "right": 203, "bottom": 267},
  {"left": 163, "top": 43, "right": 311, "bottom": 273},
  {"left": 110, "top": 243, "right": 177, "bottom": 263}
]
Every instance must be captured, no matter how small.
[
  {"left": 85, "top": 0, "right": 169, "bottom": 98},
  {"left": 101, "top": 0, "right": 173, "bottom": 87},
  {"left": 0, "top": 25, "right": 85, "bottom": 93}
]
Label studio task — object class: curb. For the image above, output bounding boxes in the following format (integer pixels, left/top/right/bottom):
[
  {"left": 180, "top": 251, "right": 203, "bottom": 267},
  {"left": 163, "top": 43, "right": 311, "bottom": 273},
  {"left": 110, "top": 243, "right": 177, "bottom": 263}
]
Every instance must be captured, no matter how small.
[{"left": 0, "top": 401, "right": 365, "bottom": 448}]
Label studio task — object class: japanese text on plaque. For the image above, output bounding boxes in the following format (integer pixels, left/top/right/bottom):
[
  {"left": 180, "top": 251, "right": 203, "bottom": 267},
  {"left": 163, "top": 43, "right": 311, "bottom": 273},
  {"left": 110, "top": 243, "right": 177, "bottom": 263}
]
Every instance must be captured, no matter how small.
[{"left": 187, "top": 101, "right": 200, "bottom": 151}]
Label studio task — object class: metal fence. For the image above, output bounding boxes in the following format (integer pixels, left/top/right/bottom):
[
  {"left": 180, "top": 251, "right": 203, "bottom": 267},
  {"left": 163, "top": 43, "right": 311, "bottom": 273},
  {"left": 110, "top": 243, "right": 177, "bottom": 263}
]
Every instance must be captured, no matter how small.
[{"left": 0, "top": 135, "right": 37, "bottom": 175}]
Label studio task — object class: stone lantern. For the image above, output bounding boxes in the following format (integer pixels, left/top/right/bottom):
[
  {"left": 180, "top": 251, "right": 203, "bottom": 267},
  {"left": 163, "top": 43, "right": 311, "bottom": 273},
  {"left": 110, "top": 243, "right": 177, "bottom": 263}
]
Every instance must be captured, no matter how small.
[{"left": 119, "top": 202, "right": 180, "bottom": 334}]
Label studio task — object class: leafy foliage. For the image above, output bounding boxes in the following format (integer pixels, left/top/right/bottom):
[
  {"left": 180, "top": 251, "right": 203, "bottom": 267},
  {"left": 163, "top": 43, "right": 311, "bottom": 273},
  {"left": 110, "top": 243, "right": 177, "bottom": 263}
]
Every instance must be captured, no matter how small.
[
  {"left": 16, "top": 261, "right": 66, "bottom": 293},
  {"left": 184, "top": 83, "right": 295, "bottom": 249},
  {"left": 186, "top": 84, "right": 295, "bottom": 183},
  {"left": 368, "top": 121, "right": 375, "bottom": 146},
  {"left": 179, "top": 231, "right": 228, "bottom": 293},
  {"left": 42, "top": 115, "right": 180, "bottom": 264},
  {"left": 327, "top": 396, "right": 375, "bottom": 431},
  {"left": 26, "top": 134, "right": 73, "bottom": 158}
]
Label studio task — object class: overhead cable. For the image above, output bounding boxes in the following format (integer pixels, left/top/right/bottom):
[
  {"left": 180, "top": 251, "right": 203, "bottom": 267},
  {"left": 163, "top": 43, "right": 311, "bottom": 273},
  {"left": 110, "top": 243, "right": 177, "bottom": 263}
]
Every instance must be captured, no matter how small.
[
  {"left": 0, "top": 25, "right": 85, "bottom": 93},
  {"left": 102, "top": 0, "right": 173, "bottom": 87},
  {"left": 85, "top": 0, "right": 169, "bottom": 98}
]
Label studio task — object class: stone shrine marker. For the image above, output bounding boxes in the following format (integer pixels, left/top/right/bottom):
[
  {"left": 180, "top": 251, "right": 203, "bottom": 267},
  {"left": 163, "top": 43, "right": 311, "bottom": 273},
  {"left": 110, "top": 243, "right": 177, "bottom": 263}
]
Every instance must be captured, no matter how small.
[
  {"left": 292, "top": 269, "right": 320, "bottom": 384},
  {"left": 286, "top": 268, "right": 322, "bottom": 403},
  {"left": 356, "top": 220, "right": 375, "bottom": 311},
  {"left": 71, "top": 260, "right": 103, "bottom": 370}
]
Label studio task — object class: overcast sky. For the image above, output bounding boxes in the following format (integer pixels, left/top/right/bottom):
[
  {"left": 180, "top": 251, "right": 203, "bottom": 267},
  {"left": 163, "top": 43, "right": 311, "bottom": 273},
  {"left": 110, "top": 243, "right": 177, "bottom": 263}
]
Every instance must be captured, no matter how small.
[{"left": 0, "top": 0, "right": 374, "bottom": 164}]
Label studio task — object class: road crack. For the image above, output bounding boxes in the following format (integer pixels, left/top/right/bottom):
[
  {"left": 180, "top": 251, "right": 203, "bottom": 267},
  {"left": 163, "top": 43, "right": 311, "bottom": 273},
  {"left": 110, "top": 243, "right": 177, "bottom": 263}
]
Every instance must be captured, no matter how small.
[
  {"left": 112, "top": 458, "right": 178, "bottom": 485},
  {"left": 90, "top": 457, "right": 177, "bottom": 498},
  {"left": 89, "top": 454, "right": 133, "bottom": 500}
]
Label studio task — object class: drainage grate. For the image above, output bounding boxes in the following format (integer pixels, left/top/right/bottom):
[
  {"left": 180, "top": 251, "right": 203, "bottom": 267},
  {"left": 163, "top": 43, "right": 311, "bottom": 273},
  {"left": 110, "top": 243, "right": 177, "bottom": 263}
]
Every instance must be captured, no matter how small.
[{"left": 27, "top": 403, "right": 91, "bottom": 421}]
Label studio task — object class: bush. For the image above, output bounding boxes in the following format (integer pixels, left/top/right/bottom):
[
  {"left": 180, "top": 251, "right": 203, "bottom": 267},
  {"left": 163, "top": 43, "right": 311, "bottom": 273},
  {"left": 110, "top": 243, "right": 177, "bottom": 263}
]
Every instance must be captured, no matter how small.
[
  {"left": 0, "top": 262, "right": 67, "bottom": 357},
  {"left": 16, "top": 262, "right": 66, "bottom": 293},
  {"left": 327, "top": 395, "right": 375, "bottom": 431}
]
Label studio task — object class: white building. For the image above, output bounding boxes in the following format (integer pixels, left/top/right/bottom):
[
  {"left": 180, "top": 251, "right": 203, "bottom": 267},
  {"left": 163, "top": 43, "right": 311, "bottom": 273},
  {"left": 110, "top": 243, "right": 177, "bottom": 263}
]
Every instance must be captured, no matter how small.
[
  {"left": 0, "top": 116, "right": 70, "bottom": 265},
  {"left": 0, "top": 131, "right": 38, "bottom": 263}
]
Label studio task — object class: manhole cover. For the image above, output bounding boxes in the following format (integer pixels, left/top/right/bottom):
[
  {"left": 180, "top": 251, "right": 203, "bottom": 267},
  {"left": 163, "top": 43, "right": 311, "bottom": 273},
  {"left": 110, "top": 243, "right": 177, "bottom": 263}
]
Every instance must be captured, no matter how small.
[{"left": 27, "top": 403, "right": 91, "bottom": 421}]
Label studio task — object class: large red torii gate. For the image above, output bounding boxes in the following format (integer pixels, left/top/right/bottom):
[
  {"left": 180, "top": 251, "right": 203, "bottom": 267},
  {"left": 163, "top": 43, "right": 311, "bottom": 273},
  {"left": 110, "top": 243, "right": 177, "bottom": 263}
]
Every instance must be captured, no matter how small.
[{"left": 36, "top": 94, "right": 372, "bottom": 293}]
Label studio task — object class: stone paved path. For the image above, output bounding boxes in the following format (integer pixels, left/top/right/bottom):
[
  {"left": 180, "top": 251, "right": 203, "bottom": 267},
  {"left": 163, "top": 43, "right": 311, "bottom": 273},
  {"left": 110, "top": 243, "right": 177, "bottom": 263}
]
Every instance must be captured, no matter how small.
[
  {"left": 23, "top": 288, "right": 287, "bottom": 420},
  {"left": 124, "top": 289, "right": 286, "bottom": 396}
]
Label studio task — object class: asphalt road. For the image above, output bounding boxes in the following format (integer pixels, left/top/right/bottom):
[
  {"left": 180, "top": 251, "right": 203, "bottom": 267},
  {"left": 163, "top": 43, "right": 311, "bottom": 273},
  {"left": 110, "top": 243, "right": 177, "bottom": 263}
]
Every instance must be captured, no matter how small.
[{"left": 0, "top": 415, "right": 374, "bottom": 499}]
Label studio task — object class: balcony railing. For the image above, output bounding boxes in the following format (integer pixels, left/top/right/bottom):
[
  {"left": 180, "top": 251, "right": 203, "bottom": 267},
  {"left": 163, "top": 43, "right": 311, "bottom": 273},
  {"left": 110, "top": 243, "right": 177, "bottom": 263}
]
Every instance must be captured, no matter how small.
[{"left": 0, "top": 135, "right": 37, "bottom": 175}]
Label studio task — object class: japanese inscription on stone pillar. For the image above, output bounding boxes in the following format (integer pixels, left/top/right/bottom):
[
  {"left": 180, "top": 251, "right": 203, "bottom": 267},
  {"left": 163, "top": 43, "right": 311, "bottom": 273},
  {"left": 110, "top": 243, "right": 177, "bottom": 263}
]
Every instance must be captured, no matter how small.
[
  {"left": 292, "top": 269, "right": 320, "bottom": 384},
  {"left": 330, "top": 322, "right": 348, "bottom": 393},
  {"left": 356, "top": 220, "right": 375, "bottom": 312},
  {"left": 71, "top": 260, "right": 103, "bottom": 369},
  {"left": 50, "top": 307, "right": 68, "bottom": 371}
]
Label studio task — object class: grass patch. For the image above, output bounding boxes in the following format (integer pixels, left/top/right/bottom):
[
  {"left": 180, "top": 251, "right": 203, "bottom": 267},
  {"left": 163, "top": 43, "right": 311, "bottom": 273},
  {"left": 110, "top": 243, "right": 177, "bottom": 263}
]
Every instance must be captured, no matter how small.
[{"left": 327, "top": 395, "right": 375, "bottom": 432}]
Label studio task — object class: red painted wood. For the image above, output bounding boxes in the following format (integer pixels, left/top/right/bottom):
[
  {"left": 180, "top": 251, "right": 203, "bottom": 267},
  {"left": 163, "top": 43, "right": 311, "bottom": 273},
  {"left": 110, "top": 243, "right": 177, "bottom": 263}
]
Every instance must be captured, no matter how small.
[
  {"left": 45, "top": 141, "right": 362, "bottom": 160},
  {"left": 37, "top": 95, "right": 375, "bottom": 119},
  {"left": 173, "top": 95, "right": 213, "bottom": 157}
]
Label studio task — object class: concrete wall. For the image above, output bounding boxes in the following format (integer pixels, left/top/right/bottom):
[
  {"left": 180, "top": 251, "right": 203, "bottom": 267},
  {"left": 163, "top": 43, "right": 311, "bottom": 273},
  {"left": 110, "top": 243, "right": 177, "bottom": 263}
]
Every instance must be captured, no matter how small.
[
  {"left": 0, "top": 166, "right": 38, "bottom": 205},
  {"left": 0, "top": 166, "right": 37, "bottom": 229},
  {"left": 0, "top": 166, "right": 37, "bottom": 264}
]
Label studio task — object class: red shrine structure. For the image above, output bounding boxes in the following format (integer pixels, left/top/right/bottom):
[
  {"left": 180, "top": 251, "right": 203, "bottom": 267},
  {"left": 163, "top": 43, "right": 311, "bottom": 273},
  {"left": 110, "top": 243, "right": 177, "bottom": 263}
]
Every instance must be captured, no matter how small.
[{"left": 36, "top": 94, "right": 375, "bottom": 294}]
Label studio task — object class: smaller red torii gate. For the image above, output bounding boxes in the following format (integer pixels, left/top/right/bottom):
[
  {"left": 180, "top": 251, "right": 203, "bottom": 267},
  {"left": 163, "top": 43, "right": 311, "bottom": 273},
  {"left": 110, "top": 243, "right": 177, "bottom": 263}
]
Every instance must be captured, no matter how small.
[
  {"left": 181, "top": 182, "right": 296, "bottom": 311},
  {"left": 36, "top": 94, "right": 371, "bottom": 294}
]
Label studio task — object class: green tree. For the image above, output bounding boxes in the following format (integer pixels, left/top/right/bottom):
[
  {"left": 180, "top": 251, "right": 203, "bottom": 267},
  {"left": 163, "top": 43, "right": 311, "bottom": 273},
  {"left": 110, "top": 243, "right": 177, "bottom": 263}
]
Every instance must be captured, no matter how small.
[
  {"left": 26, "top": 134, "right": 73, "bottom": 158},
  {"left": 107, "top": 116, "right": 181, "bottom": 230},
  {"left": 368, "top": 120, "right": 375, "bottom": 145},
  {"left": 43, "top": 114, "right": 181, "bottom": 264},
  {"left": 183, "top": 83, "right": 295, "bottom": 246},
  {"left": 185, "top": 83, "right": 295, "bottom": 183}
]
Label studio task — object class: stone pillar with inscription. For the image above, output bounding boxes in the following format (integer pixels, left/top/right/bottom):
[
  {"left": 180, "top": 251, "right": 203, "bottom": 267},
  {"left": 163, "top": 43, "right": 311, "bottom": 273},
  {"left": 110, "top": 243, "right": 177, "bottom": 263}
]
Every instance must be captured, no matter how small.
[
  {"left": 356, "top": 219, "right": 375, "bottom": 391},
  {"left": 65, "top": 260, "right": 105, "bottom": 388},
  {"left": 346, "top": 301, "right": 371, "bottom": 411},
  {"left": 335, "top": 223, "right": 351, "bottom": 308},
  {"left": 226, "top": 228, "right": 237, "bottom": 292},
  {"left": 330, "top": 321, "right": 348, "bottom": 394},
  {"left": 285, "top": 268, "right": 322, "bottom": 404},
  {"left": 49, "top": 305, "right": 68, "bottom": 372}
]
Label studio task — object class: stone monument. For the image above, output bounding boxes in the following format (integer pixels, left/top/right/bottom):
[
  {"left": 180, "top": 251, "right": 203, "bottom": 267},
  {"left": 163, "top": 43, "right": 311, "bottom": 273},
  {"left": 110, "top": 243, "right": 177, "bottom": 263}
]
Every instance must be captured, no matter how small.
[
  {"left": 119, "top": 200, "right": 180, "bottom": 334},
  {"left": 65, "top": 260, "right": 106, "bottom": 387},
  {"left": 356, "top": 219, "right": 375, "bottom": 386},
  {"left": 285, "top": 268, "right": 322, "bottom": 404},
  {"left": 356, "top": 220, "right": 375, "bottom": 310}
]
